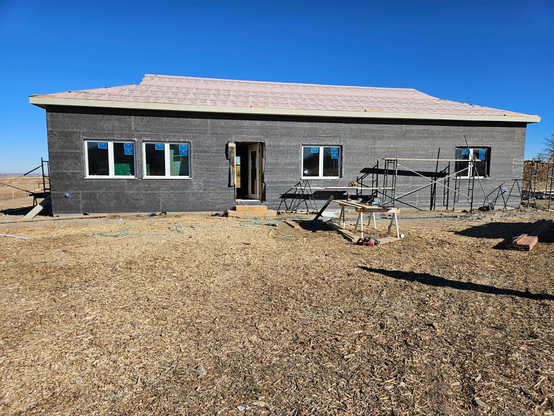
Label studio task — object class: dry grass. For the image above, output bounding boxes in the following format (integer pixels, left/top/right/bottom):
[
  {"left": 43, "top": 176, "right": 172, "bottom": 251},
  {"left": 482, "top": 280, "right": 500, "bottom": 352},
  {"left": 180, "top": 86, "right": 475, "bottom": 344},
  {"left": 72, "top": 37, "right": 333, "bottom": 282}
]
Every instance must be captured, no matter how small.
[
  {"left": 0, "top": 176, "right": 48, "bottom": 211},
  {"left": 0, "top": 209, "right": 553, "bottom": 415}
]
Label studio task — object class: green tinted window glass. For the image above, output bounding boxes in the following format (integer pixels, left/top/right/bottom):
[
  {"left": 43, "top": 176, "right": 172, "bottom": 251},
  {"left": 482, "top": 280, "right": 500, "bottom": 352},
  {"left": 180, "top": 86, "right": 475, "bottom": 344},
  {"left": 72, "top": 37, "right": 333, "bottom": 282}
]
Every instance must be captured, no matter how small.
[
  {"left": 169, "top": 144, "right": 190, "bottom": 176},
  {"left": 114, "top": 143, "right": 135, "bottom": 176}
]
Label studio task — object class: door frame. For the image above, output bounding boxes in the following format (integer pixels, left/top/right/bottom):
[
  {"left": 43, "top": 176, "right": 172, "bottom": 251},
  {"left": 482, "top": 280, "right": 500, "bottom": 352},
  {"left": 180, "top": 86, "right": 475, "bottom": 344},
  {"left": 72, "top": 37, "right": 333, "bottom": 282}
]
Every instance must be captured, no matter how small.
[{"left": 247, "top": 143, "right": 261, "bottom": 199}]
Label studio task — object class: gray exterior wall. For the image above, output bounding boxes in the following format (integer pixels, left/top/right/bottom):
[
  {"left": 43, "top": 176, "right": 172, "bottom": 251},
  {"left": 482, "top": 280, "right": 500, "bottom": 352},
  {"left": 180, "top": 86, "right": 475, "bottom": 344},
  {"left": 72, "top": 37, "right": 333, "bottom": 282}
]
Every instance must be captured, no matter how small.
[{"left": 45, "top": 106, "right": 528, "bottom": 214}]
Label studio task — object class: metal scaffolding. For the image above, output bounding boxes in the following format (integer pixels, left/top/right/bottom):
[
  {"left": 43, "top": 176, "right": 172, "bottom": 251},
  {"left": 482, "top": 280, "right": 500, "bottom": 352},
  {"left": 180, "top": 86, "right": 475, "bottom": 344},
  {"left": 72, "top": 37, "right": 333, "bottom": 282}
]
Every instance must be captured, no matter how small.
[
  {"left": 524, "top": 160, "right": 554, "bottom": 210},
  {"left": 277, "top": 180, "right": 318, "bottom": 213},
  {"left": 358, "top": 156, "right": 486, "bottom": 211}
]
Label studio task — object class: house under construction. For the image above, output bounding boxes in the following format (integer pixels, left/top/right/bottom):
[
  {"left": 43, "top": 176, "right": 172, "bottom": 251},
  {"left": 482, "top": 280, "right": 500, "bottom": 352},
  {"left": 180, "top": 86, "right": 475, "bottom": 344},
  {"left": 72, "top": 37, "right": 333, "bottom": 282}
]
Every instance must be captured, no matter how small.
[{"left": 29, "top": 75, "right": 540, "bottom": 214}]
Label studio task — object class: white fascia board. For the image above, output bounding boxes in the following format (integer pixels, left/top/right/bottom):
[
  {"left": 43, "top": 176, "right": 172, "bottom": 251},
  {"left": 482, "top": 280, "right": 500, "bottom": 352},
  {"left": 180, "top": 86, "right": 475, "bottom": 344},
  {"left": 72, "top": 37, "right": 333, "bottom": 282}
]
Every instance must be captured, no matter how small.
[{"left": 29, "top": 96, "right": 541, "bottom": 124}]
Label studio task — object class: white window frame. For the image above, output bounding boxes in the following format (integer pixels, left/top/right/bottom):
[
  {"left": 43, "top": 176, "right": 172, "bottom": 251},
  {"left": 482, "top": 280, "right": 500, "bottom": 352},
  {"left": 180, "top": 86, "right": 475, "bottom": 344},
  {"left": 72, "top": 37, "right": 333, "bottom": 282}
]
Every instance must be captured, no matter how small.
[
  {"left": 84, "top": 140, "right": 136, "bottom": 179},
  {"left": 455, "top": 147, "right": 490, "bottom": 179},
  {"left": 143, "top": 142, "right": 191, "bottom": 179},
  {"left": 301, "top": 145, "right": 342, "bottom": 179}
]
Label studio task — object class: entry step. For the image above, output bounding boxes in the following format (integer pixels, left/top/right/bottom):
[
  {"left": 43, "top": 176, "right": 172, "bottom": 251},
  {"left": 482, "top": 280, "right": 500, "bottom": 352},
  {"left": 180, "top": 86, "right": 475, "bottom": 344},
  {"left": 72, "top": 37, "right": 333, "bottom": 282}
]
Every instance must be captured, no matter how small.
[
  {"left": 235, "top": 199, "right": 264, "bottom": 206},
  {"left": 226, "top": 205, "right": 278, "bottom": 218},
  {"left": 234, "top": 205, "right": 268, "bottom": 212}
]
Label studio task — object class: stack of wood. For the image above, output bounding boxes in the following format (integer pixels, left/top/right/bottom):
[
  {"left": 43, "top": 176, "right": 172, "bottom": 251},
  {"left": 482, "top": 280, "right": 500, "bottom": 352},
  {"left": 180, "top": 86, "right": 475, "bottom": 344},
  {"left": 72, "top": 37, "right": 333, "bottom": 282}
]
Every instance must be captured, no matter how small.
[{"left": 507, "top": 219, "right": 553, "bottom": 251}]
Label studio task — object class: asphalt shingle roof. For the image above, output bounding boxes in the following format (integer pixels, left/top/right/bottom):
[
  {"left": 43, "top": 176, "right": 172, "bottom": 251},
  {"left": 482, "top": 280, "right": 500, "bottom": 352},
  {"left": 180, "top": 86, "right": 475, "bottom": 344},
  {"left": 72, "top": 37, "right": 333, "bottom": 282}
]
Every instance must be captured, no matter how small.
[{"left": 31, "top": 74, "right": 536, "bottom": 120}]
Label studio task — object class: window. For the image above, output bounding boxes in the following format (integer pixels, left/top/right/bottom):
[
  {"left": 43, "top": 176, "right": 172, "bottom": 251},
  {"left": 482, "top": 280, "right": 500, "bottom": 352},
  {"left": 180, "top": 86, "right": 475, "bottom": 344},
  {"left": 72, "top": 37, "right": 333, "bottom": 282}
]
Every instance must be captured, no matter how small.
[
  {"left": 302, "top": 146, "right": 341, "bottom": 178},
  {"left": 85, "top": 141, "right": 135, "bottom": 177},
  {"left": 144, "top": 143, "right": 190, "bottom": 178},
  {"left": 455, "top": 147, "right": 490, "bottom": 178}
]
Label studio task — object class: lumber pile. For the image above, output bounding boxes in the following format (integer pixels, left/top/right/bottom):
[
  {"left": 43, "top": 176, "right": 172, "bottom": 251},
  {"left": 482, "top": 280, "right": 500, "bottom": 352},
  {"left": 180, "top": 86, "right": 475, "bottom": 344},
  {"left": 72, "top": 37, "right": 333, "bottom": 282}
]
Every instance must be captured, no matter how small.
[{"left": 507, "top": 219, "right": 552, "bottom": 251}]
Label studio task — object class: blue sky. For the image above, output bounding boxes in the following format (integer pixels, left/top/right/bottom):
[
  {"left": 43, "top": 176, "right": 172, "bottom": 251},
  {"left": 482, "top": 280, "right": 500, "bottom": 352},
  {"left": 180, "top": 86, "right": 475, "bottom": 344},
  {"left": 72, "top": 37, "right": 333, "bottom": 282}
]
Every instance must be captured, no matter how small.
[{"left": 0, "top": 0, "right": 552, "bottom": 174}]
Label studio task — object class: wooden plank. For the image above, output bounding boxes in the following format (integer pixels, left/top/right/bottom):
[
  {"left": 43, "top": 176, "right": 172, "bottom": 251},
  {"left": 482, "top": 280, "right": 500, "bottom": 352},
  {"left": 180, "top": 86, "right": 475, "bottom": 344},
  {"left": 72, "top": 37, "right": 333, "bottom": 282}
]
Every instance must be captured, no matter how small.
[
  {"left": 509, "top": 235, "right": 538, "bottom": 251},
  {"left": 233, "top": 205, "right": 268, "bottom": 212},
  {"left": 323, "top": 221, "right": 356, "bottom": 242},
  {"left": 384, "top": 158, "right": 482, "bottom": 162},
  {"left": 226, "top": 210, "right": 278, "bottom": 218},
  {"left": 506, "top": 220, "right": 552, "bottom": 251},
  {"left": 323, "top": 222, "right": 402, "bottom": 245},
  {"left": 22, "top": 195, "right": 50, "bottom": 220},
  {"left": 301, "top": 186, "right": 395, "bottom": 190},
  {"left": 283, "top": 220, "right": 301, "bottom": 229},
  {"left": 334, "top": 199, "right": 398, "bottom": 212},
  {"left": 377, "top": 236, "right": 402, "bottom": 245},
  {"left": 359, "top": 167, "right": 449, "bottom": 178}
]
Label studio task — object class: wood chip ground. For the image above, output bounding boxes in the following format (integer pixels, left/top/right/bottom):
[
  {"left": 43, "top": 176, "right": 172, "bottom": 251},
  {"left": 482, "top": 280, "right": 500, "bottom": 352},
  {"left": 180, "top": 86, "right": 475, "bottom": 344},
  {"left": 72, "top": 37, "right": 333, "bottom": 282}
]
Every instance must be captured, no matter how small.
[{"left": 1, "top": 209, "right": 553, "bottom": 415}]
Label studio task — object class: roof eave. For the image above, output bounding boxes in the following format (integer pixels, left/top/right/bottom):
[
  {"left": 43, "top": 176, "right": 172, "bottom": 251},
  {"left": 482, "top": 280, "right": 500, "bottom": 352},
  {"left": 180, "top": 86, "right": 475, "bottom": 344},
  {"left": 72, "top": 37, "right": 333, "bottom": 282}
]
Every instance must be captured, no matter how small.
[{"left": 29, "top": 96, "right": 541, "bottom": 124}]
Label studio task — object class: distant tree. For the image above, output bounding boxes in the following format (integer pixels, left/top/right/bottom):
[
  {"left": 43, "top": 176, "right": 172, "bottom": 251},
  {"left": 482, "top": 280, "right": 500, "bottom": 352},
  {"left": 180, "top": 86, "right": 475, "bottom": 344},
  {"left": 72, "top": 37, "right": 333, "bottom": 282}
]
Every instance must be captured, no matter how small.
[{"left": 536, "top": 134, "right": 554, "bottom": 161}]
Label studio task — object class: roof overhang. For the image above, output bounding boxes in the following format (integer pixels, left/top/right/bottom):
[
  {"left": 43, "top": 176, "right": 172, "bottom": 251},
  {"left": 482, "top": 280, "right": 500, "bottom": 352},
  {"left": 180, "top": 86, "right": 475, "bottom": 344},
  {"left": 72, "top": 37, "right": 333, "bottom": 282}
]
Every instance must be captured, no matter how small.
[{"left": 29, "top": 96, "right": 541, "bottom": 124}]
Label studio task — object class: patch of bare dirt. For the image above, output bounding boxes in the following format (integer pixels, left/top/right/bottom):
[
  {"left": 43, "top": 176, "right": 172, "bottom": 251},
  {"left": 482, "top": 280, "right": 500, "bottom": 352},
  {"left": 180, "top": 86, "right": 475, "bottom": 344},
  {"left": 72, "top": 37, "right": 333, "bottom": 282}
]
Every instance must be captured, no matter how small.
[{"left": 0, "top": 209, "right": 553, "bottom": 415}]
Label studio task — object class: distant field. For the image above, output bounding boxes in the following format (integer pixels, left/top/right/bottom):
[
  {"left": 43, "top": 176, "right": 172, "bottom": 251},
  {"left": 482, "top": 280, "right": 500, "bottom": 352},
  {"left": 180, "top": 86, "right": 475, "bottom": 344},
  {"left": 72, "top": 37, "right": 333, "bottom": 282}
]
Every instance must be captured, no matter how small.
[{"left": 0, "top": 176, "right": 49, "bottom": 210}]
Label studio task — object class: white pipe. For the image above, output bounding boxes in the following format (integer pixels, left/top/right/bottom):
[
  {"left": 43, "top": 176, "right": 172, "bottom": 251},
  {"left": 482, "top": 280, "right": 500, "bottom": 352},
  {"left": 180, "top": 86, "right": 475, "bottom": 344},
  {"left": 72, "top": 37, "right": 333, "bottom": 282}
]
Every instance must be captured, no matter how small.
[{"left": 0, "top": 234, "right": 28, "bottom": 240}]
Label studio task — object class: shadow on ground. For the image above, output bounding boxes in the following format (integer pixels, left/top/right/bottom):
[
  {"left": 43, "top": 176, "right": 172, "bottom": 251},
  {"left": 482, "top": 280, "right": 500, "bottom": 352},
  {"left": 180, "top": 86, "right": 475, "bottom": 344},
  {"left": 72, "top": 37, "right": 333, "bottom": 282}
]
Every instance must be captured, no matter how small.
[
  {"left": 0, "top": 206, "right": 34, "bottom": 216},
  {"left": 455, "top": 221, "right": 532, "bottom": 239},
  {"left": 361, "top": 267, "right": 554, "bottom": 301},
  {"left": 455, "top": 221, "right": 554, "bottom": 249}
]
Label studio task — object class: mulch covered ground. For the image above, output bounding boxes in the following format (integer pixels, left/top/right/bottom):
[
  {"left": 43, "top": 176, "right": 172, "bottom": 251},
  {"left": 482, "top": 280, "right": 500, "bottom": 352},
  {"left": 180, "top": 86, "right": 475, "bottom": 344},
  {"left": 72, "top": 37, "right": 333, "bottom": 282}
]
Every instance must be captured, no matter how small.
[{"left": 0, "top": 209, "right": 553, "bottom": 415}]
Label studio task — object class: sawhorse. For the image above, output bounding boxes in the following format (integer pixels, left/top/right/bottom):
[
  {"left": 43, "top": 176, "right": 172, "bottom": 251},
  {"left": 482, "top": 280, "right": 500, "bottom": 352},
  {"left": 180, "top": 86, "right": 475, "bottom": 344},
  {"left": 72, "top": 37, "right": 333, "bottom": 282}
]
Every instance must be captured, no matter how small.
[{"left": 336, "top": 200, "right": 400, "bottom": 239}]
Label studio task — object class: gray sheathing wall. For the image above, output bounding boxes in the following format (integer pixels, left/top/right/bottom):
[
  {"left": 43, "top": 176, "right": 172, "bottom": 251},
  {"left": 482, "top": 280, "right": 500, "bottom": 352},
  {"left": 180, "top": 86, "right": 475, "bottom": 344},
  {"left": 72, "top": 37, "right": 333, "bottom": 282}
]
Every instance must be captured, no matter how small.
[{"left": 45, "top": 107, "right": 527, "bottom": 214}]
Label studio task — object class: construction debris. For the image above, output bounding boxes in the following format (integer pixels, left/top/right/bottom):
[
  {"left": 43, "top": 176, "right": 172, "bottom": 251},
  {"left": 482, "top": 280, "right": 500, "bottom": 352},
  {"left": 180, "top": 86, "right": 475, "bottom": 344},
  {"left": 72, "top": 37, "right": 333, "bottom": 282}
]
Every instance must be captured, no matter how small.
[
  {"left": 357, "top": 236, "right": 380, "bottom": 246},
  {"left": 507, "top": 219, "right": 553, "bottom": 251},
  {"left": 195, "top": 365, "right": 207, "bottom": 377},
  {"left": 322, "top": 220, "right": 356, "bottom": 241},
  {"left": 0, "top": 233, "right": 28, "bottom": 240},
  {"left": 283, "top": 220, "right": 301, "bottom": 229}
]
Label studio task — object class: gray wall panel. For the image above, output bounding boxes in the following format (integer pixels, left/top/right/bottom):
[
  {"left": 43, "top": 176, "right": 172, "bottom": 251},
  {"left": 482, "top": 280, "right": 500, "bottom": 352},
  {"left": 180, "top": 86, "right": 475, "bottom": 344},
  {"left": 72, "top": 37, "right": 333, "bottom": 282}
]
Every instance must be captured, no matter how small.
[{"left": 44, "top": 107, "right": 529, "bottom": 214}]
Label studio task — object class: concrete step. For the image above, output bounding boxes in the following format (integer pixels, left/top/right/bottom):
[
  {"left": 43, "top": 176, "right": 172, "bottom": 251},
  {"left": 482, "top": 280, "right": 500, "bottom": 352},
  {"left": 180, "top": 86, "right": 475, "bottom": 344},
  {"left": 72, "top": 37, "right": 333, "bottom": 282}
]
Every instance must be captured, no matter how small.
[
  {"left": 227, "top": 209, "right": 278, "bottom": 218},
  {"left": 235, "top": 199, "right": 264, "bottom": 205},
  {"left": 234, "top": 205, "right": 268, "bottom": 212}
]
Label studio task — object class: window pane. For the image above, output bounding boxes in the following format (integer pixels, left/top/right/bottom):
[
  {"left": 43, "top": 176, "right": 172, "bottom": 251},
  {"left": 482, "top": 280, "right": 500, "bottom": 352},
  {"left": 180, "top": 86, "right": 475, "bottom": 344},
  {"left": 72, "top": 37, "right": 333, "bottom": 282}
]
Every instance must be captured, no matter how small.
[
  {"left": 323, "top": 147, "right": 340, "bottom": 177},
  {"left": 114, "top": 143, "right": 135, "bottom": 176},
  {"left": 303, "top": 147, "right": 320, "bottom": 177},
  {"left": 145, "top": 143, "right": 165, "bottom": 176},
  {"left": 87, "top": 142, "right": 109, "bottom": 176},
  {"left": 473, "top": 148, "right": 488, "bottom": 177},
  {"left": 169, "top": 144, "right": 190, "bottom": 176},
  {"left": 456, "top": 147, "right": 489, "bottom": 177},
  {"left": 236, "top": 155, "right": 241, "bottom": 185},
  {"left": 455, "top": 148, "right": 470, "bottom": 177}
]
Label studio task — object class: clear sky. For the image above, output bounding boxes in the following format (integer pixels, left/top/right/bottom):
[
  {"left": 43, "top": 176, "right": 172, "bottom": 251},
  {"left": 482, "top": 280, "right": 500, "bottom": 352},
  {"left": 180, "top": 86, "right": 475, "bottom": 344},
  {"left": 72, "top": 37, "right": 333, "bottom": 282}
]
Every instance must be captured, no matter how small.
[{"left": 0, "top": 0, "right": 552, "bottom": 174}]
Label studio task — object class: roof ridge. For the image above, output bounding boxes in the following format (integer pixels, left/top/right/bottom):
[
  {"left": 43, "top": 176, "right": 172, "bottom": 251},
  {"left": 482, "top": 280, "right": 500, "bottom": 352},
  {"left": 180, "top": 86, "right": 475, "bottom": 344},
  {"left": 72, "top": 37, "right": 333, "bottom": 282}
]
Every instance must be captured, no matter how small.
[{"left": 141, "top": 74, "right": 420, "bottom": 92}]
